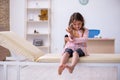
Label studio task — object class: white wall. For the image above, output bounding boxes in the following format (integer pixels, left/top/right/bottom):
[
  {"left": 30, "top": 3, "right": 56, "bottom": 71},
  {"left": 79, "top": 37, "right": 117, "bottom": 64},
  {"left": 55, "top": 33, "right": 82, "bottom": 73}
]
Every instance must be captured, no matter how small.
[
  {"left": 51, "top": 0, "right": 120, "bottom": 53},
  {"left": 10, "top": 0, "right": 120, "bottom": 53},
  {"left": 10, "top": 0, "right": 26, "bottom": 38}
]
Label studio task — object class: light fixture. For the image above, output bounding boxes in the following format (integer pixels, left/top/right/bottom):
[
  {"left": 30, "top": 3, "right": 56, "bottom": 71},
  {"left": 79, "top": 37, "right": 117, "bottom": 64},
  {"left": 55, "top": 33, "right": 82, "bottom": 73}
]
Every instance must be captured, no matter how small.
[{"left": 79, "top": 0, "right": 89, "bottom": 5}]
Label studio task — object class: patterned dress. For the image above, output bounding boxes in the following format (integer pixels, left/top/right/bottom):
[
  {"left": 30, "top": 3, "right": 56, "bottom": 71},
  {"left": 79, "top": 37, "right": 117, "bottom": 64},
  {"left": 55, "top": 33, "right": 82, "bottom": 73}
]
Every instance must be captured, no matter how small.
[{"left": 63, "top": 28, "right": 89, "bottom": 56}]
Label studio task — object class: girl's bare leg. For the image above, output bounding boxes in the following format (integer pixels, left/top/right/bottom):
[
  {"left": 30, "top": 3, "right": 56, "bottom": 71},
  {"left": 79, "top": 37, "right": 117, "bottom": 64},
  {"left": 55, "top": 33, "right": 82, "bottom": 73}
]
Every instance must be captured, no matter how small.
[
  {"left": 66, "top": 52, "right": 79, "bottom": 73},
  {"left": 58, "top": 52, "right": 70, "bottom": 75}
]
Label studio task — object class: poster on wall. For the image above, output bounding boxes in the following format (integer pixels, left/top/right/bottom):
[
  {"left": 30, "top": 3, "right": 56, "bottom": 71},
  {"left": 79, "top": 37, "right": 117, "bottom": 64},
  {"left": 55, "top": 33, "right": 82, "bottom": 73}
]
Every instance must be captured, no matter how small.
[{"left": 0, "top": 0, "right": 9, "bottom": 31}]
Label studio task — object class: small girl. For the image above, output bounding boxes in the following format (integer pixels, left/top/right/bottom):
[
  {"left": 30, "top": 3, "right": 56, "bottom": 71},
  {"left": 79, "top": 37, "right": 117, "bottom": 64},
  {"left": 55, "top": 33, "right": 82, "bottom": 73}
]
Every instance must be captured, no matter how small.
[{"left": 58, "top": 12, "right": 89, "bottom": 75}]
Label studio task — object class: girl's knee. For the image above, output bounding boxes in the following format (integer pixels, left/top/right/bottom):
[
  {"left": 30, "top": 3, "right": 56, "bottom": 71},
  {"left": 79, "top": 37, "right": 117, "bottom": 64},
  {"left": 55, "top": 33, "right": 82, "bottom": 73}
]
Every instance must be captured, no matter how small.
[
  {"left": 62, "top": 52, "right": 70, "bottom": 57},
  {"left": 73, "top": 51, "right": 79, "bottom": 56}
]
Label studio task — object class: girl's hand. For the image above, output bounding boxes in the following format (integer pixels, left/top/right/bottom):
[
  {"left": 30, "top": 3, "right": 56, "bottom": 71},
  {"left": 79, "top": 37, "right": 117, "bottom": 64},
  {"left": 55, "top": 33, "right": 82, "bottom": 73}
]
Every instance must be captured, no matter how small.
[
  {"left": 64, "top": 37, "right": 69, "bottom": 42},
  {"left": 66, "top": 23, "right": 74, "bottom": 34},
  {"left": 66, "top": 27, "right": 72, "bottom": 33},
  {"left": 65, "top": 36, "right": 73, "bottom": 42}
]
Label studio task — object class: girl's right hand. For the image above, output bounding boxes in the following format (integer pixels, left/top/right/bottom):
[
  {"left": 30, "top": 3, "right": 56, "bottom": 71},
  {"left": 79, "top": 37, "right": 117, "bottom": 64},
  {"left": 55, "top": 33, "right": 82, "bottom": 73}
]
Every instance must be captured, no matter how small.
[{"left": 66, "top": 27, "right": 71, "bottom": 33}]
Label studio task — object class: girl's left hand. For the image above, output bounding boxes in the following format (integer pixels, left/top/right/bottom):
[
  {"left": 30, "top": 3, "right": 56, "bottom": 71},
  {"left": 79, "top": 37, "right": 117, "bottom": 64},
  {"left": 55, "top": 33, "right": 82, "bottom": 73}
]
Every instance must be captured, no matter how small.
[{"left": 65, "top": 37, "right": 69, "bottom": 42}]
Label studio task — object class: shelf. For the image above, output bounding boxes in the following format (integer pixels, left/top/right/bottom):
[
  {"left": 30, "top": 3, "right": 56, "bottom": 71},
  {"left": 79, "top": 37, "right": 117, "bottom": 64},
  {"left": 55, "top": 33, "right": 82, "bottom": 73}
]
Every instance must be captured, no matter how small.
[
  {"left": 26, "top": 0, "right": 51, "bottom": 53},
  {"left": 37, "top": 46, "right": 50, "bottom": 53},
  {"left": 27, "top": 0, "right": 50, "bottom": 9},
  {"left": 27, "top": 33, "right": 49, "bottom": 36},
  {"left": 37, "top": 46, "right": 49, "bottom": 49},
  {"left": 27, "top": 20, "right": 48, "bottom": 23},
  {"left": 27, "top": 8, "right": 49, "bottom": 10}
]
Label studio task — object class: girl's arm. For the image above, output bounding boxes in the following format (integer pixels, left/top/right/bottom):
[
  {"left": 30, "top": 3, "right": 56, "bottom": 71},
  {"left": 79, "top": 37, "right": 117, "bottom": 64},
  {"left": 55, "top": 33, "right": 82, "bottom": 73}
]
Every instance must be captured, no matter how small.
[
  {"left": 73, "top": 29, "right": 89, "bottom": 43},
  {"left": 68, "top": 33, "right": 74, "bottom": 42}
]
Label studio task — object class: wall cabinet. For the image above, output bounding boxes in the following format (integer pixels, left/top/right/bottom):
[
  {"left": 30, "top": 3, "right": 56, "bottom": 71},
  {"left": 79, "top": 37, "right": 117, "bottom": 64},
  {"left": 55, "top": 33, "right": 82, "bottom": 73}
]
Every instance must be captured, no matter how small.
[{"left": 25, "top": 0, "right": 51, "bottom": 53}]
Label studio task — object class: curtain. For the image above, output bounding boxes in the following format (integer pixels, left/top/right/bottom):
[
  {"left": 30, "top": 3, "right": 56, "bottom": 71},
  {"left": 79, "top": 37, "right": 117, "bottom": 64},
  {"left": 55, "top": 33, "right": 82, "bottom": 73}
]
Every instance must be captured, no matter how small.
[{"left": 0, "top": 0, "right": 9, "bottom": 31}]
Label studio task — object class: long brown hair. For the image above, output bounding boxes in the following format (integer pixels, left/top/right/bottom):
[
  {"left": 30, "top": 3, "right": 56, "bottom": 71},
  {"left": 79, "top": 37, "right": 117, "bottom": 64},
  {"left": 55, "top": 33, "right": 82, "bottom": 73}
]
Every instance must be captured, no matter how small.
[{"left": 68, "top": 12, "right": 85, "bottom": 37}]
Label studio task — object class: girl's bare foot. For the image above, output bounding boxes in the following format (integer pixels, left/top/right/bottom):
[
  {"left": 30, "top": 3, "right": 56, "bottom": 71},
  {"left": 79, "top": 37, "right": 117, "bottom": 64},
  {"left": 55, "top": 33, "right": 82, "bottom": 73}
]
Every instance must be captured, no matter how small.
[
  {"left": 58, "top": 65, "right": 65, "bottom": 75},
  {"left": 66, "top": 65, "right": 74, "bottom": 73}
]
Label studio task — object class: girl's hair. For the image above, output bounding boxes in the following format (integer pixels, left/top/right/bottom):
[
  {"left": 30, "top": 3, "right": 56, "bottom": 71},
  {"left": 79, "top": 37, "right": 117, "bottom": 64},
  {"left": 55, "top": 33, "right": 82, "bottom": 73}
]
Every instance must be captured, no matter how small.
[{"left": 68, "top": 12, "right": 85, "bottom": 37}]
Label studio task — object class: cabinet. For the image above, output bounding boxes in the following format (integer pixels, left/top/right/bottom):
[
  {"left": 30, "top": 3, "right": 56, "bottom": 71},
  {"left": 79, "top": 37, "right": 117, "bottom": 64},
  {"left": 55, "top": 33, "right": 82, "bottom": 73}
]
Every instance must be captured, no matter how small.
[
  {"left": 87, "top": 38, "right": 114, "bottom": 53},
  {"left": 25, "top": 0, "right": 51, "bottom": 53}
]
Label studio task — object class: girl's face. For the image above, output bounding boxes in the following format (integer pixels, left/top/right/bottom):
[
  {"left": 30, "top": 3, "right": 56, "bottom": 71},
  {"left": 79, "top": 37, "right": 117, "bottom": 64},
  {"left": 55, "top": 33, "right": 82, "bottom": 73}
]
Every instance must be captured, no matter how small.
[{"left": 72, "top": 20, "right": 82, "bottom": 30}]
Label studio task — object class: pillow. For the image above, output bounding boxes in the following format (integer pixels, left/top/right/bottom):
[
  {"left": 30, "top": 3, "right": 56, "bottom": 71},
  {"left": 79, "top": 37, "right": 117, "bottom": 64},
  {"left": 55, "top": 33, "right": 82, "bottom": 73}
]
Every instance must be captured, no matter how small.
[{"left": 0, "top": 31, "right": 44, "bottom": 61}]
